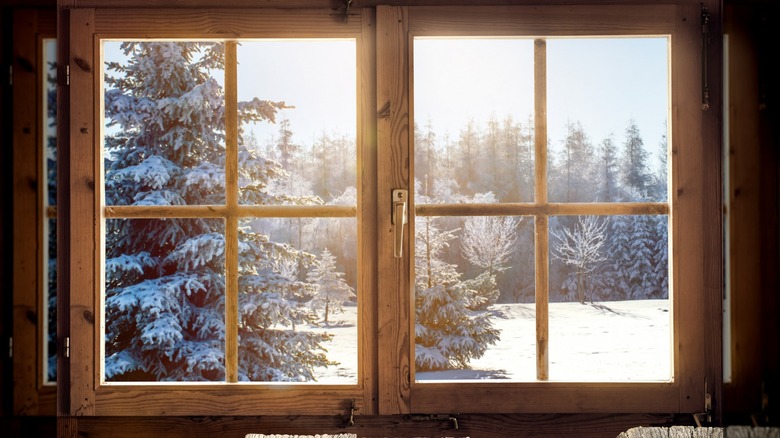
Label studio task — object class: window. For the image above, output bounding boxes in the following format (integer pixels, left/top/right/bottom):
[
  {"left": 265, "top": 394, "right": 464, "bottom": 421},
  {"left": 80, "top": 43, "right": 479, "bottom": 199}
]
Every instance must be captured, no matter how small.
[
  {"left": 101, "top": 39, "right": 359, "bottom": 384},
  {"left": 374, "top": 5, "right": 717, "bottom": 414},
  {"left": 11, "top": 9, "right": 56, "bottom": 416},
  {"left": 63, "top": 4, "right": 720, "bottom": 417},
  {"left": 412, "top": 36, "right": 671, "bottom": 383}
]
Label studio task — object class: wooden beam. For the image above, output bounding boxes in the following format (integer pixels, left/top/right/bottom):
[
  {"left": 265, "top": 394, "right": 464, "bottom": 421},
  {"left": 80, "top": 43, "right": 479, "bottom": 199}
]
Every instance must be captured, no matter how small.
[{"left": 376, "top": 4, "right": 411, "bottom": 415}]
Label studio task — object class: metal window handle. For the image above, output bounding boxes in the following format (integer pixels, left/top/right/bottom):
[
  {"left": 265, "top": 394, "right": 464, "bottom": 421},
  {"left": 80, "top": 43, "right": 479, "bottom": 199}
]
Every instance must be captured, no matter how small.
[{"left": 392, "top": 189, "right": 408, "bottom": 258}]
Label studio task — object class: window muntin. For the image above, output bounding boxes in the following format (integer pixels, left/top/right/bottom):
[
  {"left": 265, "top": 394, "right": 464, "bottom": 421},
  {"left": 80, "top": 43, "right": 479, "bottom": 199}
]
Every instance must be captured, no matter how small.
[
  {"left": 101, "top": 39, "right": 359, "bottom": 384},
  {"left": 412, "top": 37, "right": 671, "bottom": 382}
]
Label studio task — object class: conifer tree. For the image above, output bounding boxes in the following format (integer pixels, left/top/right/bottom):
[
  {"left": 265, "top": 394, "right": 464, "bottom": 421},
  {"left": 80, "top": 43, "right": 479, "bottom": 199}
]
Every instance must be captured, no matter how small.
[
  {"left": 413, "top": 195, "right": 500, "bottom": 370},
  {"left": 307, "top": 248, "right": 356, "bottom": 324}
]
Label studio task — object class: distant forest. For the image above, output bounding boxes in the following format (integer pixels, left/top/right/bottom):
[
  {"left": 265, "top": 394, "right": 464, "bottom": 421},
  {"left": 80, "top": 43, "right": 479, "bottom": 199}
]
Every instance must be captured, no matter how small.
[{"left": 413, "top": 115, "right": 669, "bottom": 304}]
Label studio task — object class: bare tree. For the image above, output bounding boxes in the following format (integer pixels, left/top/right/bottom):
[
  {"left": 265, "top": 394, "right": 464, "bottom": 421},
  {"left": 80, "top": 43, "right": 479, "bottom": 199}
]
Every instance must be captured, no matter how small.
[
  {"left": 461, "top": 215, "right": 518, "bottom": 276},
  {"left": 551, "top": 216, "right": 608, "bottom": 304}
]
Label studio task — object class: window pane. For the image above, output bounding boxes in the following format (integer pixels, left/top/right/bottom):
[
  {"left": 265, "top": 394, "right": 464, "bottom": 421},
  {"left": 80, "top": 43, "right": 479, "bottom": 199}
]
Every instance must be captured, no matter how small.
[
  {"left": 547, "top": 38, "right": 669, "bottom": 203},
  {"left": 104, "top": 218, "right": 226, "bottom": 382},
  {"left": 43, "top": 38, "right": 57, "bottom": 384},
  {"left": 237, "top": 40, "right": 356, "bottom": 206},
  {"left": 548, "top": 215, "right": 670, "bottom": 381},
  {"left": 44, "top": 218, "right": 57, "bottom": 384},
  {"left": 238, "top": 218, "right": 357, "bottom": 383},
  {"left": 103, "top": 41, "right": 226, "bottom": 206},
  {"left": 414, "top": 215, "right": 536, "bottom": 381},
  {"left": 414, "top": 38, "right": 535, "bottom": 203}
]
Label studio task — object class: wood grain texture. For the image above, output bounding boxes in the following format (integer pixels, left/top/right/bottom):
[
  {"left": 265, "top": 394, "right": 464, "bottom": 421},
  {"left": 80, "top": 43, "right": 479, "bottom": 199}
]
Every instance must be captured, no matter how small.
[
  {"left": 103, "top": 205, "right": 357, "bottom": 218},
  {"left": 93, "top": 8, "right": 361, "bottom": 37},
  {"left": 699, "top": 0, "right": 723, "bottom": 423},
  {"left": 94, "top": 386, "right": 366, "bottom": 416},
  {"left": 358, "top": 7, "right": 379, "bottom": 415},
  {"left": 375, "top": 4, "right": 411, "bottom": 416},
  {"left": 224, "top": 41, "right": 238, "bottom": 384},
  {"left": 408, "top": 5, "right": 676, "bottom": 36},
  {"left": 72, "top": 413, "right": 685, "bottom": 438},
  {"left": 535, "top": 37, "right": 549, "bottom": 381},
  {"left": 56, "top": 2, "right": 73, "bottom": 418},
  {"left": 411, "top": 383, "right": 679, "bottom": 414},
  {"left": 67, "top": 7, "right": 96, "bottom": 416},
  {"left": 12, "top": 8, "right": 42, "bottom": 416},
  {"left": 59, "top": 0, "right": 705, "bottom": 8},
  {"left": 671, "top": 3, "right": 709, "bottom": 415},
  {"left": 416, "top": 202, "right": 669, "bottom": 217},
  {"left": 9, "top": 8, "right": 58, "bottom": 418}
]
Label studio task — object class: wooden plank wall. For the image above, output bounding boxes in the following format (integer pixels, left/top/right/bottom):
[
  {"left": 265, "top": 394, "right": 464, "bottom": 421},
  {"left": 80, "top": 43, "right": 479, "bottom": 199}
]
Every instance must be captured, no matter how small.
[
  {"left": 724, "top": 2, "right": 780, "bottom": 425},
  {"left": 0, "top": 5, "right": 11, "bottom": 419},
  {"left": 5, "top": 0, "right": 778, "bottom": 435}
]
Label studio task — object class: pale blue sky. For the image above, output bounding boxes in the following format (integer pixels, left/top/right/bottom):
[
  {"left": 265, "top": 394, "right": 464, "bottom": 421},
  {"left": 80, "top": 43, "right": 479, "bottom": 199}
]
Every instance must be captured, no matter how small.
[
  {"left": 104, "top": 37, "right": 669, "bottom": 156},
  {"left": 414, "top": 37, "right": 669, "bottom": 156}
]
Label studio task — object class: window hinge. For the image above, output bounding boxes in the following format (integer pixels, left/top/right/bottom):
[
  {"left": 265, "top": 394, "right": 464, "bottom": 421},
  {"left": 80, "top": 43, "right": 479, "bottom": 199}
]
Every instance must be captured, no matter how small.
[
  {"left": 8, "top": 337, "right": 12, "bottom": 358},
  {"left": 8, "top": 65, "right": 12, "bottom": 86},
  {"left": 65, "top": 64, "right": 70, "bottom": 86},
  {"left": 406, "top": 414, "right": 459, "bottom": 430},
  {"left": 64, "top": 337, "right": 70, "bottom": 358},
  {"left": 693, "top": 379, "right": 713, "bottom": 427},
  {"left": 700, "top": 5, "right": 711, "bottom": 110},
  {"left": 344, "top": 399, "right": 356, "bottom": 427}
]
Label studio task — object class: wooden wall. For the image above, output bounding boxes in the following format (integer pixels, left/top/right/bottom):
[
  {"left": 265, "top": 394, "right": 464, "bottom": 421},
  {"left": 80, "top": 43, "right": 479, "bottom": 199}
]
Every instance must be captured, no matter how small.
[
  {"left": 723, "top": 1, "right": 780, "bottom": 426},
  {"left": 1, "top": 0, "right": 778, "bottom": 436}
]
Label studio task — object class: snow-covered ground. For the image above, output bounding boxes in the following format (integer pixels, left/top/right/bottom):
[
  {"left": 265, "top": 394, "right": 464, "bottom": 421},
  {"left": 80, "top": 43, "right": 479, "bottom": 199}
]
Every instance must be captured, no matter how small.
[{"left": 309, "top": 299, "right": 671, "bottom": 384}]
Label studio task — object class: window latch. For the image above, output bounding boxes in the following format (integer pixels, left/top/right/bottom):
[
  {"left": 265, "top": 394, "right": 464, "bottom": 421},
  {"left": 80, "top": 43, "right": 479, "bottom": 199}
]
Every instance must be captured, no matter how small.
[
  {"left": 693, "top": 379, "right": 712, "bottom": 426},
  {"left": 392, "top": 189, "right": 408, "bottom": 258}
]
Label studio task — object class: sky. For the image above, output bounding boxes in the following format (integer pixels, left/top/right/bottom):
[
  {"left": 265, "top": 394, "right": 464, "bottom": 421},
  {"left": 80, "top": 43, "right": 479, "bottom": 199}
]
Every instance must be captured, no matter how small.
[
  {"left": 414, "top": 37, "right": 670, "bottom": 155},
  {"left": 104, "top": 36, "right": 669, "bottom": 155}
]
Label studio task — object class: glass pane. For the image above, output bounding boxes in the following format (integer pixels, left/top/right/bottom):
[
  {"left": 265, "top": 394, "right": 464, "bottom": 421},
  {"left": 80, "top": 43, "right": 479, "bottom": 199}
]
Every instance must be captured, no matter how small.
[
  {"left": 414, "top": 215, "right": 536, "bottom": 381},
  {"left": 414, "top": 38, "right": 535, "bottom": 203},
  {"left": 43, "top": 38, "right": 57, "bottom": 384},
  {"left": 103, "top": 41, "right": 226, "bottom": 206},
  {"left": 44, "top": 219, "right": 57, "bottom": 384},
  {"left": 104, "top": 218, "right": 225, "bottom": 382},
  {"left": 237, "top": 40, "right": 356, "bottom": 206},
  {"left": 548, "top": 215, "right": 670, "bottom": 381},
  {"left": 238, "top": 218, "right": 357, "bottom": 383},
  {"left": 547, "top": 38, "right": 669, "bottom": 203}
]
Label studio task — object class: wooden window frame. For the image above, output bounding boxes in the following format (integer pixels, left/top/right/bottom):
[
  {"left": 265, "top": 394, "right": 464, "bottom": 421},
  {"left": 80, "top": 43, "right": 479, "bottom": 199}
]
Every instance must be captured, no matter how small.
[
  {"left": 61, "top": 2, "right": 721, "bottom": 418},
  {"left": 12, "top": 8, "right": 57, "bottom": 416},
  {"left": 375, "top": 4, "right": 721, "bottom": 415},
  {"left": 63, "top": 8, "right": 377, "bottom": 416}
]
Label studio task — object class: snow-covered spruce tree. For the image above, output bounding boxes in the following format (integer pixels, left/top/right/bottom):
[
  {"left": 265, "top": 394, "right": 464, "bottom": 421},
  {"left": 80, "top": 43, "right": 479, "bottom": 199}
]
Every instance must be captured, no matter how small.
[
  {"left": 307, "top": 248, "right": 356, "bottom": 325},
  {"left": 103, "top": 42, "right": 331, "bottom": 382},
  {"left": 414, "top": 193, "right": 500, "bottom": 371}
]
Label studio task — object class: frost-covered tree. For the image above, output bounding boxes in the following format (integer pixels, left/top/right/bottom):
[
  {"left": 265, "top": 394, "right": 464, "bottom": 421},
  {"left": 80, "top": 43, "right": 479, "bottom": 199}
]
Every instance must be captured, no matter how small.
[
  {"left": 414, "top": 210, "right": 500, "bottom": 371},
  {"left": 461, "top": 214, "right": 518, "bottom": 277},
  {"left": 307, "top": 248, "right": 356, "bottom": 324},
  {"left": 552, "top": 216, "right": 608, "bottom": 304},
  {"left": 103, "top": 41, "right": 331, "bottom": 382},
  {"left": 551, "top": 121, "right": 596, "bottom": 202},
  {"left": 620, "top": 120, "right": 651, "bottom": 197},
  {"left": 596, "top": 136, "right": 620, "bottom": 202}
]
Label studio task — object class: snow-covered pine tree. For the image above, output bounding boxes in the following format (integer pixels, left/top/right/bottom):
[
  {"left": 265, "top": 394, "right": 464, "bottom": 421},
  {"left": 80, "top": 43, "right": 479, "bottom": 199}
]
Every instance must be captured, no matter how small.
[
  {"left": 413, "top": 196, "right": 500, "bottom": 371},
  {"left": 307, "top": 248, "right": 356, "bottom": 324},
  {"left": 103, "top": 41, "right": 331, "bottom": 382}
]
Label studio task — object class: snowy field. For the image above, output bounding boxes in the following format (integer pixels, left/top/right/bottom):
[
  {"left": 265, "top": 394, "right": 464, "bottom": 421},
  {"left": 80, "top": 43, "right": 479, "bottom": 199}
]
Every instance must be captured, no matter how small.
[{"left": 310, "top": 299, "right": 671, "bottom": 383}]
